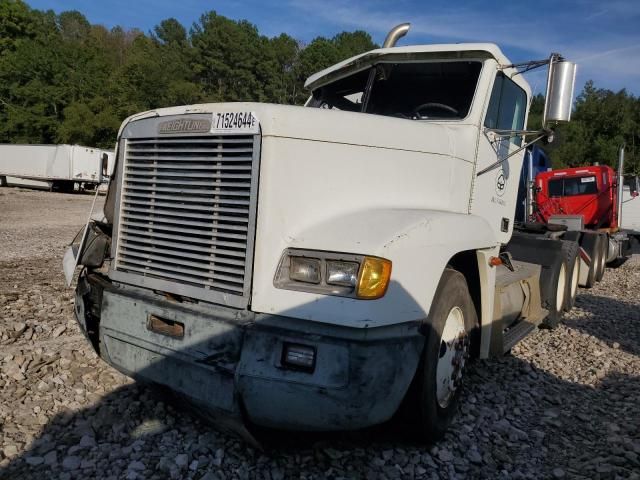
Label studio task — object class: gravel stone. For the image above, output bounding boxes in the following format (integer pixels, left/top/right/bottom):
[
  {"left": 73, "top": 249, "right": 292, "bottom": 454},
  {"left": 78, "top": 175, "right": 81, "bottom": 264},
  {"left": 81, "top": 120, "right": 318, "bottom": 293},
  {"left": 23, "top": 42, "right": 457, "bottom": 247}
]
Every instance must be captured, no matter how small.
[
  {"left": 52, "top": 325, "right": 66, "bottom": 338},
  {"left": 79, "top": 435, "right": 96, "bottom": 448},
  {"left": 25, "top": 456, "right": 44, "bottom": 466},
  {"left": 174, "top": 453, "right": 189, "bottom": 468},
  {"left": 61, "top": 455, "right": 81, "bottom": 470},
  {"left": 1, "top": 189, "right": 639, "bottom": 480},
  {"left": 467, "top": 449, "right": 483, "bottom": 465},
  {"left": 3, "top": 445, "right": 19, "bottom": 458},
  {"left": 128, "top": 460, "right": 145, "bottom": 471},
  {"left": 43, "top": 450, "right": 58, "bottom": 465},
  {"left": 437, "top": 448, "right": 454, "bottom": 462}
]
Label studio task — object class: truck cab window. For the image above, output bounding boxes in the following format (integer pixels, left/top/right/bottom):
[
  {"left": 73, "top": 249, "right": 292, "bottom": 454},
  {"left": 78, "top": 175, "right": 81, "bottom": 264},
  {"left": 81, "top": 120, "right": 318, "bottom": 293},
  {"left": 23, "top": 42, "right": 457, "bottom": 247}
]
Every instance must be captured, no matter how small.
[
  {"left": 484, "top": 72, "right": 526, "bottom": 146},
  {"left": 309, "top": 61, "right": 482, "bottom": 120},
  {"left": 548, "top": 176, "right": 598, "bottom": 197}
]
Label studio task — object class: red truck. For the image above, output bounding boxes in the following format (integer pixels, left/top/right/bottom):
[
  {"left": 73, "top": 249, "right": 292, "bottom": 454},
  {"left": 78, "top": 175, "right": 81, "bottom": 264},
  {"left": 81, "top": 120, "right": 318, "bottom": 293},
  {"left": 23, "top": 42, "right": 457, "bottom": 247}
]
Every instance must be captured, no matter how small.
[
  {"left": 530, "top": 146, "right": 639, "bottom": 287},
  {"left": 535, "top": 165, "right": 619, "bottom": 228}
]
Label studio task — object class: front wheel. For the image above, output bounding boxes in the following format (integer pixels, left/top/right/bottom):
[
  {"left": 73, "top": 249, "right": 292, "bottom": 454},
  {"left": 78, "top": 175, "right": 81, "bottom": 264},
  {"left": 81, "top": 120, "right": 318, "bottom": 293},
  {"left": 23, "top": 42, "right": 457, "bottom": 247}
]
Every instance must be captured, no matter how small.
[{"left": 413, "top": 268, "right": 477, "bottom": 441}]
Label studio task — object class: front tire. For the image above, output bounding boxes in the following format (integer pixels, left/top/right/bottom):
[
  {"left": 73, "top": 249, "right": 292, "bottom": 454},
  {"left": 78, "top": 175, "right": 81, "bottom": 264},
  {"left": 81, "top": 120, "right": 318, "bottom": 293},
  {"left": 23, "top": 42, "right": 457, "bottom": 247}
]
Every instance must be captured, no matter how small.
[{"left": 414, "top": 268, "right": 477, "bottom": 441}]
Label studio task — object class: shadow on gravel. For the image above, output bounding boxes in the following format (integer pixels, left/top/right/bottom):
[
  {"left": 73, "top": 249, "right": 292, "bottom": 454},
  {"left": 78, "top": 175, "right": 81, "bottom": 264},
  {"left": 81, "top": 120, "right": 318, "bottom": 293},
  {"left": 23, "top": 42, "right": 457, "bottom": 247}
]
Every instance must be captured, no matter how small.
[
  {"left": 4, "top": 355, "right": 639, "bottom": 479},
  {"left": 564, "top": 293, "right": 640, "bottom": 356},
  {"left": 2, "top": 289, "right": 639, "bottom": 479},
  {"left": 2, "top": 358, "right": 638, "bottom": 479}
]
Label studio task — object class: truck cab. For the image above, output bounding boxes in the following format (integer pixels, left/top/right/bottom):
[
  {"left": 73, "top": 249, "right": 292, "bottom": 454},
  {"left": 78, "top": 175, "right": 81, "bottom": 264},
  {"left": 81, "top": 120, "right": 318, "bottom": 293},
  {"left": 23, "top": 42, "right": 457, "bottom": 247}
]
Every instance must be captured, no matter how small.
[
  {"left": 67, "top": 25, "right": 575, "bottom": 442},
  {"left": 535, "top": 165, "right": 619, "bottom": 229}
]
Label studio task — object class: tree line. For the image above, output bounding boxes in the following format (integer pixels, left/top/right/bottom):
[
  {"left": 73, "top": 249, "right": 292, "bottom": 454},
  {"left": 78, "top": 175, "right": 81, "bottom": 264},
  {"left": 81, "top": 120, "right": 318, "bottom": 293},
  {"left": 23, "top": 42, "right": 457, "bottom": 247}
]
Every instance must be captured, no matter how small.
[
  {"left": 1, "top": 0, "right": 638, "bottom": 174},
  {"left": 0, "top": 0, "right": 376, "bottom": 147},
  {"left": 529, "top": 84, "right": 639, "bottom": 174}
]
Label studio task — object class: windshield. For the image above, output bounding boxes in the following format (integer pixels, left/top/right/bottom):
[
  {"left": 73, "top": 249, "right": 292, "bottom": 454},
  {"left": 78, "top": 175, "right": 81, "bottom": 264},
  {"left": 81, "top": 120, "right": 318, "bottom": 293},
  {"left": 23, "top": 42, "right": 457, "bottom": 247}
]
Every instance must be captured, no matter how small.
[
  {"left": 308, "top": 61, "right": 482, "bottom": 120},
  {"left": 548, "top": 176, "right": 599, "bottom": 197}
]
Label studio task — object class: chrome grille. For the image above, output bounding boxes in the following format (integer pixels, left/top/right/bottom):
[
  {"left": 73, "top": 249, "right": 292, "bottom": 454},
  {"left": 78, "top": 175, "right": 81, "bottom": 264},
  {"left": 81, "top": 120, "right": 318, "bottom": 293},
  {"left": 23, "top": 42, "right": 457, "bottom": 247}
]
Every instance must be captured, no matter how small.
[{"left": 113, "top": 134, "right": 259, "bottom": 305}]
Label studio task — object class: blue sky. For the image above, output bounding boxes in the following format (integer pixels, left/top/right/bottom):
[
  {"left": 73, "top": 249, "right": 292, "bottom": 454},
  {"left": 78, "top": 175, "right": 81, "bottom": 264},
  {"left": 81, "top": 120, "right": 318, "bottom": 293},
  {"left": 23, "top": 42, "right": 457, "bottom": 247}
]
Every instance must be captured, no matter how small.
[{"left": 27, "top": 0, "right": 640, "bottom": 95}]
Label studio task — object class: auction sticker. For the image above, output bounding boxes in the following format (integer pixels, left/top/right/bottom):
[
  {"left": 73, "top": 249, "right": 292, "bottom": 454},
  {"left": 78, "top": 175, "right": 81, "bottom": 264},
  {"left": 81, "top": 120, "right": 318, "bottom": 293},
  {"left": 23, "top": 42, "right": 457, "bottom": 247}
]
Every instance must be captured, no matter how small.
[{"left": 211, "top": 111, "right": 259, "bottom": 134}]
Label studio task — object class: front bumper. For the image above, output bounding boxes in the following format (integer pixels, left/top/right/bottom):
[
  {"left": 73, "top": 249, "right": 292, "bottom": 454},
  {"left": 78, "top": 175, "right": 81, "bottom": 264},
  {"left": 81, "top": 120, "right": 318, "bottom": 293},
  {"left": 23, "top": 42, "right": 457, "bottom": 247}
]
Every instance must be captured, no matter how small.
[{"left": 75, "top": 275, "right": 424, "bottom": 431}]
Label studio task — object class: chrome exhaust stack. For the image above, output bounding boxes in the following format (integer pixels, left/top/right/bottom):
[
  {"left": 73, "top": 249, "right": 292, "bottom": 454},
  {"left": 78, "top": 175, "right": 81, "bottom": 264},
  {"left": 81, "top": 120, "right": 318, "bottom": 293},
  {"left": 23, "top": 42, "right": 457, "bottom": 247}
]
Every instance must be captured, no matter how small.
[
  {"left": 617, "top": 144, "right": 625, "bottom": 228},
  {"left": 383, "top": 23, "right": 410, "bottom": 48}
]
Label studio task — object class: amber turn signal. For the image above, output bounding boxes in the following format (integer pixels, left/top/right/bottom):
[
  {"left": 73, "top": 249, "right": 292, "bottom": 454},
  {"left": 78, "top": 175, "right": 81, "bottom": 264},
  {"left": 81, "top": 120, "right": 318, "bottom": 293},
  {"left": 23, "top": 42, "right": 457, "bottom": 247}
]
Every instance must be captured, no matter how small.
[
  {"left": 489, "top": 256, "right": 503, "bottom": 267},
  {"left": 356, "top": 256, "right": 392, "bottom": 299}
]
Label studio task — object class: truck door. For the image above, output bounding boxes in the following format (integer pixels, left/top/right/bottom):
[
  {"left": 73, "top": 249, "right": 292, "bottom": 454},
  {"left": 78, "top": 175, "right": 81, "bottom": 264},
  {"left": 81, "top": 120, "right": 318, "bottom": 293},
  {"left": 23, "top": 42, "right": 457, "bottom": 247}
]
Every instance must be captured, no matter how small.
[{"left": 471, "top": 72, "right": 528, "bottom": 244}]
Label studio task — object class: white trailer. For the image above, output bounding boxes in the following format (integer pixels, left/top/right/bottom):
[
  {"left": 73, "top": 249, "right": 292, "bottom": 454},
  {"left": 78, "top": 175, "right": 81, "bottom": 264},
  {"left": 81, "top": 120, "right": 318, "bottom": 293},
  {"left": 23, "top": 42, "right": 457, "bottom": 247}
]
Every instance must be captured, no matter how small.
[
  {"left": 65, "top": 24, "right": 580, "bottom": 444},
  {"left": 621, "top": 182, "right": 640, "bottom": 232},
  {"left": 0, "top": 144, "right": 112, "bottom": 192}
]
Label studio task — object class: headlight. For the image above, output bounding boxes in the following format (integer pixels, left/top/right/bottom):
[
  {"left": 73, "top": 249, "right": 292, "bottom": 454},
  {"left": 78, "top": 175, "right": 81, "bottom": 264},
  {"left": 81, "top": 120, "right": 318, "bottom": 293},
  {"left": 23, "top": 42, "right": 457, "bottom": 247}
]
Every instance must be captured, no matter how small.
[
  {"left": 326, "top": 260, "right": 359, "bottom": 287},
  {"left": 274, "top": 249, "right": 391, "bottom": 299},
  {"left": 289, "top": 257, "right": 321, "bottom": 284}
]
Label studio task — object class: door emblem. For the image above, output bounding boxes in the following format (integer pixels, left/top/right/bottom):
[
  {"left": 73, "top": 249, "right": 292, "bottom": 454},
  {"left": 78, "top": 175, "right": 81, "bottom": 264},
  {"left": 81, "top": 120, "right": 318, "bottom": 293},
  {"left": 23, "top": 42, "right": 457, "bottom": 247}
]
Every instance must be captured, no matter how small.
[{"left": 495, "top": 169, "right": 506, "bottom": 197}]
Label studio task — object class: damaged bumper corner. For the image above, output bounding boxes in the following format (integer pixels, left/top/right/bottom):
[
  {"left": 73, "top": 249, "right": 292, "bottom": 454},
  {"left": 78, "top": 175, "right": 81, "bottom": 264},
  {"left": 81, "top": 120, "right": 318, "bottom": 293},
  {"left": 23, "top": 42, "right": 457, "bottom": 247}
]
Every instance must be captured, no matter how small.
[{"left": 74, "top": 274, "right": 425, "bottom": 433}]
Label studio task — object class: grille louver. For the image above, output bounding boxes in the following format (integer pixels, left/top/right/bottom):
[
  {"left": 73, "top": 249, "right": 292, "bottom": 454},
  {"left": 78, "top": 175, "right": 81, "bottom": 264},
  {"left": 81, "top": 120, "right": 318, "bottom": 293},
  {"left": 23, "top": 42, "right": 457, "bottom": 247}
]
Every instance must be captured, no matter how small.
[{"left": 113, "top": 134, "right": 260, "bottom": 307}]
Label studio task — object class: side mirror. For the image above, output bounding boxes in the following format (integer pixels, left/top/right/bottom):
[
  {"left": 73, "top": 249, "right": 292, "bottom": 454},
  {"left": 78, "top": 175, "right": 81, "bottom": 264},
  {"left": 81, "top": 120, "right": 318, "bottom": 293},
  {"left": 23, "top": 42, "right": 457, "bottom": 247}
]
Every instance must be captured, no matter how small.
[{"left": 543, "top": 57, "right": 577, "bottom": 126}]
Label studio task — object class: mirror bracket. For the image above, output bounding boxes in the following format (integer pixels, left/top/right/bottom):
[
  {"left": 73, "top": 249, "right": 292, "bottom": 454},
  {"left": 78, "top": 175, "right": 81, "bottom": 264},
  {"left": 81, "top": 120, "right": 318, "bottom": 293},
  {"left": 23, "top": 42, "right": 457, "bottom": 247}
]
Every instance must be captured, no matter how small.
[
  {"left": 498, "top": 53, "right": 561, "bottom": 76},
  {"left": 477, "top": 128, "right": 552, "bottom": 177},
  {"left": 500, "top": 53, "right": 577, "bottom": 129}
]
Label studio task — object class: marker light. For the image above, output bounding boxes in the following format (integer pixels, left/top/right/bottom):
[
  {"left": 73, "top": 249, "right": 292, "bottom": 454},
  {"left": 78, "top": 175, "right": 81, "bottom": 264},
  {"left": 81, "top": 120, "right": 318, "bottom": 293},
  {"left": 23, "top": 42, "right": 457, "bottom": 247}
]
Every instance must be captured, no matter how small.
[
  {"left": 282, "top": 343, "right": 316, "bottom": 372},
  {"left": 356, "top": 256, "right": 392, "bottom": 299}
]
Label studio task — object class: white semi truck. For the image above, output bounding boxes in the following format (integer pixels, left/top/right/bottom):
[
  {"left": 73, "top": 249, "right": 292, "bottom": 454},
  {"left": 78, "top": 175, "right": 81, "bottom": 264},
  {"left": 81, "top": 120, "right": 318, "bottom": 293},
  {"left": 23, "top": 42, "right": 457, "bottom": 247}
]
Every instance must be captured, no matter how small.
[
  {"left": 0, "top": 144, "right": 113, "bottom": 192},
  {"left": 65, "top": 25, "right": 579, "bottom": 441}
]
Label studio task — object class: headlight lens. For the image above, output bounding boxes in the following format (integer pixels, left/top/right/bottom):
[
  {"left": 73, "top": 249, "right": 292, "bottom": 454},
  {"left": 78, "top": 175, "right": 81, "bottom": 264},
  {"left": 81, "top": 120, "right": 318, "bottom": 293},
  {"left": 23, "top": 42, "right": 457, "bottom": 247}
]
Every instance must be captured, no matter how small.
[
  {"left": 274, "top": 249, "right": 391, "bottom": 299},
  {"left": 289, "top": 257, "right": 321, "bottom": 284},
  {"left": 326, "top": 260, "right": 359, "bottom": 287}
]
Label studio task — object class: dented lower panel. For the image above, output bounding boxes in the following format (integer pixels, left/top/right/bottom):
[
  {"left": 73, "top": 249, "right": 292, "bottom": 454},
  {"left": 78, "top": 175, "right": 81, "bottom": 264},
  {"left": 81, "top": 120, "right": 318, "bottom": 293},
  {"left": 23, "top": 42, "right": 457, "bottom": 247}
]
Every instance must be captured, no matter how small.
[{"left": 76, "top": 281, "right": 424, "bottom": 432}]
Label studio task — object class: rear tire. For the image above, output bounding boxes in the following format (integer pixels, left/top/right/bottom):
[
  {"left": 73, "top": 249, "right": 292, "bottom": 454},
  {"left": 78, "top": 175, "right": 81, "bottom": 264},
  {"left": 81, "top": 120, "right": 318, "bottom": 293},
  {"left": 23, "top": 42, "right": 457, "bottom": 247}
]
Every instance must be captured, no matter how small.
[
  {"left": 595, "top": 235, "right": 607, "bottom": 282},
  {"left": 413, "top": 269, "right": 477, "bottom": 442},
  {"left": 0, "top": 176, "right": 6, "bottom": 187},
  {"left": 541, "top": 258, "right": 567, "bottom": 329},
  {"left": 582, "top": 235, "right": 600, "bottom": 288},
  {"left": 561, "top": 241, "right": 580, "bottom": 311}
]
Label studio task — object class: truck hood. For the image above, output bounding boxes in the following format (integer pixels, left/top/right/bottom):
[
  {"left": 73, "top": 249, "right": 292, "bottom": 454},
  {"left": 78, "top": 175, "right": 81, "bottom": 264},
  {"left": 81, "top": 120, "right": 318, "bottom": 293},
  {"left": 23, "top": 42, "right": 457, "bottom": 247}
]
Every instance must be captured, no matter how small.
[
  {"left": 117, "top": 101, "right": 469, "bottom": 155},
  {"left": 105, "top": 102, "right": 478, "bottom": 223}
]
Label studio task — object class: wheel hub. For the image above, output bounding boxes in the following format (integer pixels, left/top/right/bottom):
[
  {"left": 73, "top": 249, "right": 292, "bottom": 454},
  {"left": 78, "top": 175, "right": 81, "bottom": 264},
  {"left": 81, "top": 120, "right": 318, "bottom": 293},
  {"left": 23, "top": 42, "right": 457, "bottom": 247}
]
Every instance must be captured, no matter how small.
[{"left": 436, "top": 306, "right": 469, "bottom": 408}]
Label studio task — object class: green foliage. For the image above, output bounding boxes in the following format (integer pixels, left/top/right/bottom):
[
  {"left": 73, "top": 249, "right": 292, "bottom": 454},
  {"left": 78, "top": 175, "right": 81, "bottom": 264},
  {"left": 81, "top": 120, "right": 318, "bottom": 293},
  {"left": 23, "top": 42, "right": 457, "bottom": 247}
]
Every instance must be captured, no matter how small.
[
  {"left": 2, "top": 0, "right": 635, "bottom": 176},
  {"left": 0, "top": 1, "right": 375, "bottom": 147},
  {"left": 528, "top": 82, "right": 640, "bottom": 175}
]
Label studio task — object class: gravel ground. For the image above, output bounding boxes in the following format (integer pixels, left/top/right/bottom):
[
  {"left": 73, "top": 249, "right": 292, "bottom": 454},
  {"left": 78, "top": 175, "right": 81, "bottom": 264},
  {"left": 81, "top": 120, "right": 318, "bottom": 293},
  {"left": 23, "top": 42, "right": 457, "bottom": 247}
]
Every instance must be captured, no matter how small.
[{"left": 1, "top": 188, "right": 639, "bottom": 480}]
